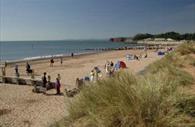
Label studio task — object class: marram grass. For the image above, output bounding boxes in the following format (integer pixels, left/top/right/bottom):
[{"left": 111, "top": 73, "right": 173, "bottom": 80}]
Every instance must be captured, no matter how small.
[
  {"left": 51, "top": 42, "right": 195, "bottom": 127},
  {"left": 66, "top": 71, "right": 193, "bottom": 127}
]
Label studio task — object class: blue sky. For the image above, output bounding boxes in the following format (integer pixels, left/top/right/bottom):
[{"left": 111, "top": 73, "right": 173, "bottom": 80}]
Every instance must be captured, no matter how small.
[{"left": 0, "top": 0, "right": 195, "bottom": 41}]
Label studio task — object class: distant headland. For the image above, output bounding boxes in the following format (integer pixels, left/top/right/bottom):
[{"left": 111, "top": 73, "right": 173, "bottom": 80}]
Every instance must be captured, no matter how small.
[{"left": 110, "top": 31, "right": 195, "bottom": 43}]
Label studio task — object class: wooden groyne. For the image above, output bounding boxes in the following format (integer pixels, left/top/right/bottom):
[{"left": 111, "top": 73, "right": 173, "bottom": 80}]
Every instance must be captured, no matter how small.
[
  {"left": 84, "top": 45, "right": 169, "bottom": 51},
  {"left": 0, "top": 76, "right": 55, "bottom": 90}
]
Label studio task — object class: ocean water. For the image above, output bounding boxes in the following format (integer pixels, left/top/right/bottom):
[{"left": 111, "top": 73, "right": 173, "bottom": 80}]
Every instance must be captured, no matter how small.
[{"left": 0, "top": 40, "right": 132, "bottom": 61}]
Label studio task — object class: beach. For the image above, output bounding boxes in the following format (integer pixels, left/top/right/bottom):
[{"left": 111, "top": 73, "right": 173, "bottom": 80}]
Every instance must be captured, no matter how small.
[{"left": 0, "top": 49, "right": 161, "bottom": 127}]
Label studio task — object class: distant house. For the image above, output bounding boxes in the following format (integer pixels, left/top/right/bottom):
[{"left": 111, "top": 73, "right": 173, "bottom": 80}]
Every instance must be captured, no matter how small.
[
  {"left": 143, "top": 38, "right": 154, "bottom": 41},
  {"left": 154, "top": 38, "right": 166, "bottom": 41},
  {"left": 166, "top": 38, "right": 174, "bottom": 41}
]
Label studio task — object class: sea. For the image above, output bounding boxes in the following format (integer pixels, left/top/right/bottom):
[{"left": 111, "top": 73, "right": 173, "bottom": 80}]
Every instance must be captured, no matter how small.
[{"left": 0, "top": 40, "right": 135, "bottom": 62}]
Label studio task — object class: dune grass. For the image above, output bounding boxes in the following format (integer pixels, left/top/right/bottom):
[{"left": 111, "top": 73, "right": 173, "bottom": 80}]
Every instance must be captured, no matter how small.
[
  {"left": 51, "top": 43, "right": 195, "bottom": 127},
  {"left": 176, "top": 42, "right": 195, "bottom": 55},
  {"left": 65, "top": 70, "right": 194, "bottom": 127},
  {"left": 144, "top": 53, "right": 193, "bottom": 87}
]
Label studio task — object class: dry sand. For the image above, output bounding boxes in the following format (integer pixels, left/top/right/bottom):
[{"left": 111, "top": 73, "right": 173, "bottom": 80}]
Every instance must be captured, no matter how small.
[{"left": 0, "top": 50, "right": 161, "bottom": 127}]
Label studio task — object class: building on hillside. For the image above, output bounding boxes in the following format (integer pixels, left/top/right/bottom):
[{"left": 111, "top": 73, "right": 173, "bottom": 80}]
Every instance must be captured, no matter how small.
[{"left": 154, "top": 38, "right": 166, "bottom": 41}]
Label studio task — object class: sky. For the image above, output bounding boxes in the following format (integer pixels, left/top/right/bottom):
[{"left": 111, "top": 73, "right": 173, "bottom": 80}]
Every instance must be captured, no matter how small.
[{"left": 0, "top": 0, "right": 195, "bottom": 41}]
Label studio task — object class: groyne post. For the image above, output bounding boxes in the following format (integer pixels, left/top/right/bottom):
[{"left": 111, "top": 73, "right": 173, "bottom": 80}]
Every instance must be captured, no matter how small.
[{"left": 0, "top": 62, "right": 6, "bottom": 83}]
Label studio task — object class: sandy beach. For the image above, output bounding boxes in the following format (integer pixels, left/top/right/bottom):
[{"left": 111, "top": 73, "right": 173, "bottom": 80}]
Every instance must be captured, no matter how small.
[{"left": 0, "top": 49, "right": 161, "bottom": 127}]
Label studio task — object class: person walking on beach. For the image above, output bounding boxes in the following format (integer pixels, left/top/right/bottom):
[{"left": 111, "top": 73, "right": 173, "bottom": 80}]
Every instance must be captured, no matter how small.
[
  {"left": 26, "top": 62, "right": 32, "bottom": 75},
  {"left": 55, "top": 78, "right": 61, "bottom": 95},
  {"left": 50, "top": 58, "right": 54, "bottom": 67}
]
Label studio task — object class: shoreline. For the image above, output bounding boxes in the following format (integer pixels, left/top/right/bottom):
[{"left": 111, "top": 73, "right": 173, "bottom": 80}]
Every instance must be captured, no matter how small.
[
  {"left": 1, "top": 44, "right": 167, "bottom": 65},
  {"left": 4, "top": 51, "right": 101, "bottom": 66}
]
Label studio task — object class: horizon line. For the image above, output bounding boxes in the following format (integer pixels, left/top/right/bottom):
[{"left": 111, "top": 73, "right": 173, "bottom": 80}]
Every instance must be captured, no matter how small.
[{"left": 0, "top": 38, "right": 110, "bottom": 42}]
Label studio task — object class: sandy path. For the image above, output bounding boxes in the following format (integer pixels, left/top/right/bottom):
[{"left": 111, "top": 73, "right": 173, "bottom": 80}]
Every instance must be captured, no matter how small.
[{"left": 0, "top": 50, "right": 161, "bottom": 127}]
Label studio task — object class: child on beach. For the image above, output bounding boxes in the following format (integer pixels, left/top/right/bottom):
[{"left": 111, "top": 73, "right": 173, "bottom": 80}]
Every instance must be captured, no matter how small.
[
  {"left": 105, "top": 61, "right": 114, "bottom": 77},
  {"left": 90, "top": 70, "right": 95, "bottom": 81},
  {"left": 57, "top": 74, "right": 61, "bottom": 81},
  {"left": 105, "top": 61, "right": 111, "bottom": 76}
]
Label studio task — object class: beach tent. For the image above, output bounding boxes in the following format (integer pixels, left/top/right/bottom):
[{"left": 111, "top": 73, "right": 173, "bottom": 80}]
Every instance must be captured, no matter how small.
[
  {"left": 114, "top": 61, "right": 127, "bottom": 70},
  {"left": 120, "top": 61, "right": 127, "bottom": 68}
]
